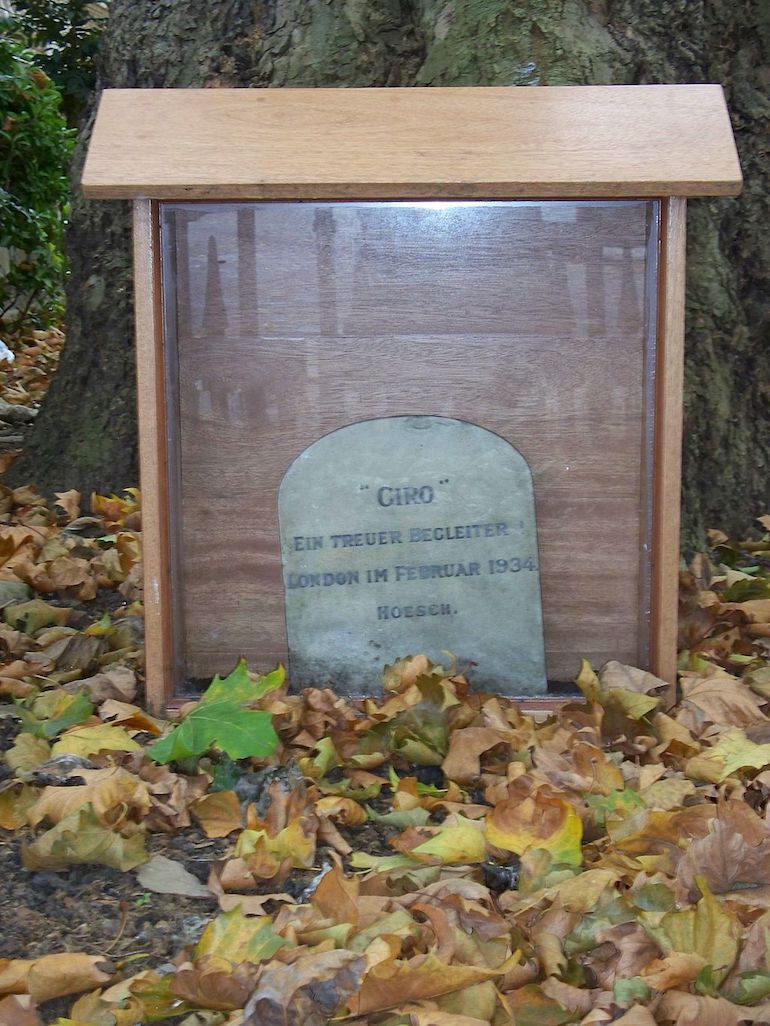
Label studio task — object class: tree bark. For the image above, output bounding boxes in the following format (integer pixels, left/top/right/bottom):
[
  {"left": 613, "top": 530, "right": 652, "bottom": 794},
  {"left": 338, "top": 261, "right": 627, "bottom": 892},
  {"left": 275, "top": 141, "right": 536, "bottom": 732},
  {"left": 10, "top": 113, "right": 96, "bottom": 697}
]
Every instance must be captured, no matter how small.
[{"left": 10, "top": 0, "right": 768, "bottom": 552}]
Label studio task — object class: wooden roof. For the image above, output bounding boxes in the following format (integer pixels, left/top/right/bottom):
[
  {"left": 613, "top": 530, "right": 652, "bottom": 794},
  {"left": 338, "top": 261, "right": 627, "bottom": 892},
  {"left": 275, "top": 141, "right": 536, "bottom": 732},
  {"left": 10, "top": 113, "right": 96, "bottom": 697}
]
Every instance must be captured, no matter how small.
[{"left": 82, "top": 85, "right": 742, "bottom": 201}]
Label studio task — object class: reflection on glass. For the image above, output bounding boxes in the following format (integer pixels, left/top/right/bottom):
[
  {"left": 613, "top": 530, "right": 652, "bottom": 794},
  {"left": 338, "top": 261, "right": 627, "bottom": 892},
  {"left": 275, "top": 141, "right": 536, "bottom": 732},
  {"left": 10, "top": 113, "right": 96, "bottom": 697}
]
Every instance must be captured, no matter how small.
[{"left": 161, "top": 201, "right": 659, "bottom": 688}]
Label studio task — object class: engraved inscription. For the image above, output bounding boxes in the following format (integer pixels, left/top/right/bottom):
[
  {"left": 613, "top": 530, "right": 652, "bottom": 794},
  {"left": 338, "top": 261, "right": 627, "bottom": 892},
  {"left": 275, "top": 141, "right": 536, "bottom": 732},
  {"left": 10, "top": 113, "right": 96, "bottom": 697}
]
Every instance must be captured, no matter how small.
[{"left": 278, "top": 416, "right": 546, "bottom": 696}]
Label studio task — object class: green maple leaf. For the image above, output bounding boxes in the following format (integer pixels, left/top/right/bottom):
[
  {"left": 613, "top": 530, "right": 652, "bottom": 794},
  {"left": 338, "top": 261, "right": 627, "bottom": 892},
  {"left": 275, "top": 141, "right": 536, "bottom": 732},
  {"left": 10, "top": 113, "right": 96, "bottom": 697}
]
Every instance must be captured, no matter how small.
[
  {"left": 149, "top": 660, "right": 282, "bottom": 765},
  {"left": 38, "top": 690, "right": 94, "bottom": 739}
]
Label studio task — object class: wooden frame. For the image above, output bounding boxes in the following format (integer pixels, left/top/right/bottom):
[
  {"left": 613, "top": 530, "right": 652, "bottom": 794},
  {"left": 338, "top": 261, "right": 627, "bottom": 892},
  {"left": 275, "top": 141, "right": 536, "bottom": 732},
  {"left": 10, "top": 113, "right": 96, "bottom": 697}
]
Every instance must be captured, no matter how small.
[
  {"left": 132, "top": 201, "right": 175, "bottom": 707},
  {"left": 84, "top": 87, "right": 741, "bottom": 712}
]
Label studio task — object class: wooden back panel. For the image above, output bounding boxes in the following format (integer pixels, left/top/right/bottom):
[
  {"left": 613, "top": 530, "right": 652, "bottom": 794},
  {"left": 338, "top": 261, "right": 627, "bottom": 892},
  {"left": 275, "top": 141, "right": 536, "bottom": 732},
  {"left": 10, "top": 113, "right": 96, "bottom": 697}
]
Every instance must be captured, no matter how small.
[{"left": 161, "top": 200, "right": 658, "bottom": 687}]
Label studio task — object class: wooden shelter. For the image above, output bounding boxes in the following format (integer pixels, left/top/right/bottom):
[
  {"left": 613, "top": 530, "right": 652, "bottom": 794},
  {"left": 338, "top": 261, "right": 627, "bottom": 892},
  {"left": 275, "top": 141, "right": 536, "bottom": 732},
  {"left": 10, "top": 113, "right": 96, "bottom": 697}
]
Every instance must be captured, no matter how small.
[{"left": 82, "top": 85, "right": 742, "bottom": 710}]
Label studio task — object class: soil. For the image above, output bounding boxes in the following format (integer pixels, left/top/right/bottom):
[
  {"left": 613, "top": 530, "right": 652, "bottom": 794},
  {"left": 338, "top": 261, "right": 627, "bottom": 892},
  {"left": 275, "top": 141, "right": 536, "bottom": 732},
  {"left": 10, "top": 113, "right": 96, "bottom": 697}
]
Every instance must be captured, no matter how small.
[{"left": 0, "top": 790, "right": 398, "bottom": 1024}]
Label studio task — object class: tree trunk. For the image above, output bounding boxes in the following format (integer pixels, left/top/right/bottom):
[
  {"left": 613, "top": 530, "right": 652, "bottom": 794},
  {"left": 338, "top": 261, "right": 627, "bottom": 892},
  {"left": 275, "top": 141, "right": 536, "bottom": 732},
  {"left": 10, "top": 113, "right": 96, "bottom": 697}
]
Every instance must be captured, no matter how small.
[{"left": 10, "top": 0, "right": 768, "bottom": 553}]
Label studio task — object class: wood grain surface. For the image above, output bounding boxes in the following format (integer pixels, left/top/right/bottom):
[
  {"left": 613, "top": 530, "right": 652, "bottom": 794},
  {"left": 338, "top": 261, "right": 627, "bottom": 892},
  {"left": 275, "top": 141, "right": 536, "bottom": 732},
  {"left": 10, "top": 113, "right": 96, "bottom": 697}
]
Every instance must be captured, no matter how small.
[
  {"left": 82, "top": 86, "right": 742, "bottom": 201},
  {"left": 651, "top": 197, "right": 687, "bottom": 688},
  {"left": 162, "top": 199, "right": 659, "bottom": 685},
  {"left": 133, "top": 201, "right": 174, "bottom": 711}
]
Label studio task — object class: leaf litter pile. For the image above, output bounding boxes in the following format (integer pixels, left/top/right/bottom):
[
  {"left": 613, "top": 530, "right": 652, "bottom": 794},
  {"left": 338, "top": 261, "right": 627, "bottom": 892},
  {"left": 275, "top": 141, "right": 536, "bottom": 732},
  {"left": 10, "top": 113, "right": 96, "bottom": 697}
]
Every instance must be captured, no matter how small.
[{"left": 2, "top": 490, "right": 770, "bottom": 1025}]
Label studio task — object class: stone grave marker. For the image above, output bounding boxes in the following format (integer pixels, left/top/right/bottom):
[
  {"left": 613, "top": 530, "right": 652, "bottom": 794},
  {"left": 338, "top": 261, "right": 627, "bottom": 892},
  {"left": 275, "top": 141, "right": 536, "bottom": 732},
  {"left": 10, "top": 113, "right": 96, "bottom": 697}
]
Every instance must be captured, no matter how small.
[{"left": 278, "top": 416, "right": 546, "bottom": 694}]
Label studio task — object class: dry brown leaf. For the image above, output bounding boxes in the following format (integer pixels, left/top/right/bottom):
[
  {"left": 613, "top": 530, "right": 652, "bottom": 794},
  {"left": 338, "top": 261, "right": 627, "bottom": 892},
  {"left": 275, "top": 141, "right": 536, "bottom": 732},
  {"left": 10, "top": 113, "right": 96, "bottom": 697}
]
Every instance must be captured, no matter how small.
[
  {"left": 591, "top": 921, "right": 661, "bottom": 984},
  {"left": 599, "top": 661, "right": 670, "bottom": 696},
  {"left": 675, "top": 818, "right": 770, "bottom": 898},
  {"left": 314, "top": 795, "right": 367, "bottom": 826},
  {"left": 98, "top": 699, "right": 163, "bottom": 735},
  {"left": 640, "top": 777, "right": 697, "bottom": 811},
  {"left": 442, "top": 727, "right": 511, "bottom": 783},
  {"left": 216, "top": 892, "right": 293, "bottom": 915},
  {"left": 677, "top": 674, "right": 768, "bottom": 731},
  {"left": 312, "top": 861, "right": 360, "bottom": 925},
  {"left": 243, "top": 949, "right": 365, "bottom": 1026},
  {"left": 136, "top": 855, "right": 213, "bottom": 898},
  {"left": 349, "top": 952, "right": 508, "bottom": 1016},
  {"left": 0, "top": 994, "right": 41, "bottom": 1026},
  {"left": 26, "top": 767, "right": 151, "bottom": 827},
  {"left": 0, "top": 961, "right": 30, "bottom": 997},
  {"left": 656, "top": 991, "right": 747, "bottom": 1026},
  {"left": 170, "top": 957, "right": 255, "bottom": 1012},
  {"left": 191, "top": 790, "right": 243, "bottom": 838},
  {"left": 66, "top": 667, "right": 137, "bottom": 703},
  {"left": 641, "top": 952, "right": 707, "bottom": 990},
  {"left": 0, "top": 954, "right": 111, "bottom": 1003},
  {"left": 406, "top": 1013, "right": 491, "bottom": 1026},
  {"left": 54, "top": 490, "right": 81, "bottom": 522},
  {"left": 610, "top": 1009, "right": 659, "bottom": 1026},
  {"left": 540, "top": 977, "right": 596, "bottom": 1015}
]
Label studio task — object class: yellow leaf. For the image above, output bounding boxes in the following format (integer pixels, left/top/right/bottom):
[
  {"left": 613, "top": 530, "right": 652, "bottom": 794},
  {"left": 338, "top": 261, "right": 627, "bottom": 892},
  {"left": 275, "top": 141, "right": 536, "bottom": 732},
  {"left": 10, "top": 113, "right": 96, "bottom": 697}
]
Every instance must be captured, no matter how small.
[
  {"left": 575, "top": 659, "right": 601, "bottom": 701},
  {"left": 236, "top": 816, "right": 316, "bottom": 872},
  {"left": 485, "top": 791, "right": 583, "bottom": 866},
  {"left": 4, "top": 734, "right": 50, "bottom": 774},
  {"left": 652, "top": 878, "right": 741, "bottom": 973},
  {"left": 685, "top": 729, "right": 770, "bottom": 783},
  {"left": 194, "top": 907, "right": 287, "bottom": 965},
  {"left": 22, "top": 803, "right": 147, "bottom": 871},
  {"left": 51, "top": 722, "right": 141, "bottom": 758},
  {"left": 541, "top": 868, "right": 619, "bottom": 913},
  {"left": 410, "top": 820, "right": 486, "bottom": 865}
]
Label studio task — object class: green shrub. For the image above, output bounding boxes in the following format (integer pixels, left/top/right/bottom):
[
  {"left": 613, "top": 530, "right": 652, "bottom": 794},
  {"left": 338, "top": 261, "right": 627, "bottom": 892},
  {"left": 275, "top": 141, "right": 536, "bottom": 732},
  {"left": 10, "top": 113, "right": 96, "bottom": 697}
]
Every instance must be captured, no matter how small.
[
  {"left": 2, "top": 1, "right": 109, "bottom": 124},
  {"left": 0, "top": 40, "right": 73, "bottom": 331}
]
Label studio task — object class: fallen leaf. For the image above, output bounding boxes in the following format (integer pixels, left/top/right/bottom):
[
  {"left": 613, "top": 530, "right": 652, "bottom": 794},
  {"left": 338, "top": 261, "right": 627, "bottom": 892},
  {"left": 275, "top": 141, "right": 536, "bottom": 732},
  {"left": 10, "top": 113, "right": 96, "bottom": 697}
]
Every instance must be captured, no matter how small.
[
  {"left": 651, "top": 878, "right": 741, "bottom": 974},
  {"left": 442, "top": 727, "right": 511, "bottom": 783},
  {"left": 169, "top": 956, "right": 254, "bottom": 1011},
  {"left": 4, "top": 734, "right": 50, "bottom": 775},
  {"left": 641, "top": 952, "right": 707, "bottom": 990},
  {"left": 54, "top": 490, "right": 81, "bottom": 522},
  {"left": 191, "top": 790, "right": 243, "bottom": 838},
  {"left": 136, "top": 855, "right": 213, "bottom": 898},
  {"left": 243, "top": 949, "right": 365, "bottom": 1026},
  {"left": 677, "top": 675, "right": 768, "bottom": 731},
  {"left": 685, "top": 729, "right": 770, "bottom": 783},
  {"left": 0, "top": 953, "right": 111, "bottom": 1002},
  {"left": 0, "top": 994, "right": 41, "bottom": 1026},
  {"left": 0, "top": 784, "right": 37, "bottom": 829},
  {"left": 67, "top": 667, "right": 137, "bottom": 703},
  {"left": 50, "top": 722, "right": 142, "bottom": 758},
  {"left": 194, "top": 908, "right": 288, "bottom": 965},
  {"left": 349, "top": 952, "right": 510, "bottom": 1015},
  {"left": 656, "top": 990, "right": 751, "bottom": 1026},
  {"left": 149, "top": 661, "right": 280, "bottom": 764},
  {"left": 22, "top": 803, "right": 148, "bottom": 871},
  {"left": 485, "top": 783, "right": 582, "bottom": 866},
  {"left": 26, "top": 767, "right": 150, "bottom": 827},
  {"left": 676, "top": 819, "right": 770, "bottom": 898}
]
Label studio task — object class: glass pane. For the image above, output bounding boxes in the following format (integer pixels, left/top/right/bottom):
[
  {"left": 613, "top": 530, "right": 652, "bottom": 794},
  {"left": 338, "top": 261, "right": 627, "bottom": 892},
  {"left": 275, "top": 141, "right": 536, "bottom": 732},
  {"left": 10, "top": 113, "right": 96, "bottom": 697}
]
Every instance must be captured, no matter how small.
[{"left": 161, "top": 200, "right": 658, "bottom": 691}]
